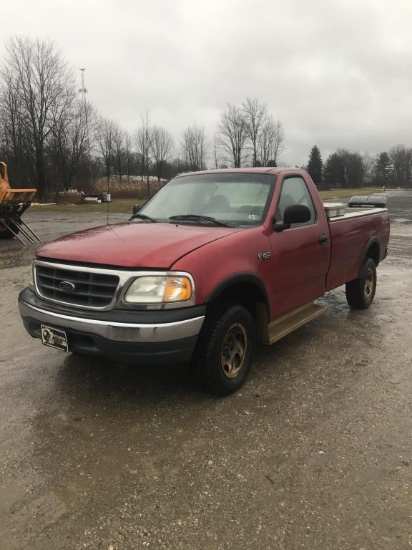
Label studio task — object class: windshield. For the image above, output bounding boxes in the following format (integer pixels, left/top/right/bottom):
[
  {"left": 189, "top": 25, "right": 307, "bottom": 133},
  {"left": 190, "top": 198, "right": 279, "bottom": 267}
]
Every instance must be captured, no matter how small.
[{"left": 136, "top": 172, "right": 276, "bottom": 227}]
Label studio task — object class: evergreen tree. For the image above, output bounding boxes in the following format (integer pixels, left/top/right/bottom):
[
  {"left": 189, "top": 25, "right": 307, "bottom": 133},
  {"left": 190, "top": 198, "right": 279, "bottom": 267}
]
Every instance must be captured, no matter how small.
[
  {"left": 324, "top": 153, "right": 344, "bottom": 187},
  {"left": 373, "top": 152, "right": 393, "bottom": 187},
  {"left": 307, "top": 146, "right": 323, "bottom": 185}
]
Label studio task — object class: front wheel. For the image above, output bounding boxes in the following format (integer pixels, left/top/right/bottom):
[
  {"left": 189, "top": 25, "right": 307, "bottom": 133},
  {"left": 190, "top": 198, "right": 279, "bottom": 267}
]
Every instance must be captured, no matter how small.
[
  {"left": 346, "top": 257, "right": 377, "bottom": 309},
  {"left": 194, "top": 303, "right": 255, "bottom": 396}
]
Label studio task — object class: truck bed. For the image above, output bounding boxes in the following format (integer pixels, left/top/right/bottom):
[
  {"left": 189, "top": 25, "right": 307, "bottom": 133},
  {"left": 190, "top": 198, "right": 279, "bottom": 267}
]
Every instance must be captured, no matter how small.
[{"left": 324, "top": 202, "right": 390, "bottom": 291}]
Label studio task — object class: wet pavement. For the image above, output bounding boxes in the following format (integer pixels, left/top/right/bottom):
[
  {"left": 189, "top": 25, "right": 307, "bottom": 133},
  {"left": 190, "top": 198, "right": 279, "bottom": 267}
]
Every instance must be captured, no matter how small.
[{"left": 1, "top": 193, "right": 412, "bottom": 549}]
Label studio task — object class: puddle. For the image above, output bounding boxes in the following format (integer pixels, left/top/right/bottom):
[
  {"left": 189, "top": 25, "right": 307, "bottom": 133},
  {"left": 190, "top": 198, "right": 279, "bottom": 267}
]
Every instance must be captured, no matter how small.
[{"left": 393, "top": 218, "right": 412, "bottom": 224}]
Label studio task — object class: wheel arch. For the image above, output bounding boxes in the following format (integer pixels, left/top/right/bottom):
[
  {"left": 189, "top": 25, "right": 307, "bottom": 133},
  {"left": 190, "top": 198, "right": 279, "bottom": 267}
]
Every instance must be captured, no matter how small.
[
  {"left": 360, "top": 237, "right": 380, "bottom": 274},
  {"left": 205, "top": 273, "right": 270, "bottom": 343}
]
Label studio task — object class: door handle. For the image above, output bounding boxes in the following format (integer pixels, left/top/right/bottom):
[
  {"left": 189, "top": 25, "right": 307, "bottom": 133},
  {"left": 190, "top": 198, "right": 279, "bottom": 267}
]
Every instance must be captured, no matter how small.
[{"left": 318, "top": 234, "right": 328, "bottom": 245}]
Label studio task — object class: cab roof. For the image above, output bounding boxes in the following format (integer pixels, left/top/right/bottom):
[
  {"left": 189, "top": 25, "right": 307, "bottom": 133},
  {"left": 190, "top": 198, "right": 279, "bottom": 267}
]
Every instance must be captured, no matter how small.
[{"left": 175, "top": 167, "right": 306, "bottom": 178}]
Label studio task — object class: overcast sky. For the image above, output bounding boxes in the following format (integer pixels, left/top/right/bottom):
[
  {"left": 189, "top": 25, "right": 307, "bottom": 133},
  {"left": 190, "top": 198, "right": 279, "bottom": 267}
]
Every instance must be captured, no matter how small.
[{"left": 2, "top": 0, "right": 412, "bottom": 166}]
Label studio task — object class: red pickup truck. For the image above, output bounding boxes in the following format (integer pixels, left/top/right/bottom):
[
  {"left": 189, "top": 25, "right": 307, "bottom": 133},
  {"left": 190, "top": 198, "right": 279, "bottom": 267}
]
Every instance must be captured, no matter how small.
[{"left": 18, "top": 168, "right": 390, "bottom": 395}]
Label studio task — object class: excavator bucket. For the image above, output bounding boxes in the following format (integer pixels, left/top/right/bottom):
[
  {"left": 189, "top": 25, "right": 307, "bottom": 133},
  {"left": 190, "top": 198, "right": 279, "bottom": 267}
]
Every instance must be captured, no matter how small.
[{"left": 0, "top": 162, "right": 43, "bottom": 245}]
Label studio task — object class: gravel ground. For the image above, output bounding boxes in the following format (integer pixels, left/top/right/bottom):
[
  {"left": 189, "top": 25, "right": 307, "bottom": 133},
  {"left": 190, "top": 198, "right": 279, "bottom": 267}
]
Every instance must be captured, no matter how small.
[{"left": 0, "top": 191, "right": 411, "bottom": 550}]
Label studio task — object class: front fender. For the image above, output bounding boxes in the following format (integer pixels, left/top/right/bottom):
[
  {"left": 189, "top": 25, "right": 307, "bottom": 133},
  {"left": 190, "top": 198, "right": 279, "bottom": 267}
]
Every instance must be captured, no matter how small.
[{"left": 206, "top": 272, "right": 270, "bottom": 310}]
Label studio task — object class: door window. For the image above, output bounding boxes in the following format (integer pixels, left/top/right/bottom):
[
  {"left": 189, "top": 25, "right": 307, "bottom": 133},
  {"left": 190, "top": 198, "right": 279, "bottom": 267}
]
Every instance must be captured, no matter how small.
[{"left": 277, "top": 176, "right": 317, "bottom": 225}]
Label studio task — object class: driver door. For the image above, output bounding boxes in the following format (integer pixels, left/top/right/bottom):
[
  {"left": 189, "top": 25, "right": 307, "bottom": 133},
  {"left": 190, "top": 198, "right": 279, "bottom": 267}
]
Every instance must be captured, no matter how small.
[{"left": 267, "top": 174, "right": 331, "bottom": 319}]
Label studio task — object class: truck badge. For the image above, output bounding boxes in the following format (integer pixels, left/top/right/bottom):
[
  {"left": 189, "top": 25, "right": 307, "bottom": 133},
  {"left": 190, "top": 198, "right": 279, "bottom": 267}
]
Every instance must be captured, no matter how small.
[{"left": 59, "top": 281, "right": 76, "bottom": 292}]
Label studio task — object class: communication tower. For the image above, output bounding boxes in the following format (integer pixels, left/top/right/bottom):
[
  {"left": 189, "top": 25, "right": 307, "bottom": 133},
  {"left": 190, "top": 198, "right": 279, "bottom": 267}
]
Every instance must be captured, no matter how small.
[{"left": 79, "top": 68, "right": 87, "bottom": 100}]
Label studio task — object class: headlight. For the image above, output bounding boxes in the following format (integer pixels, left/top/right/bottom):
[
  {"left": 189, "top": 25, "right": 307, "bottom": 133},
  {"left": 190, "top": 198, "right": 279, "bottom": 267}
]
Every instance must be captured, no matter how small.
[{"left": 124, "top": 275, "right": 193, "bottom": 305}]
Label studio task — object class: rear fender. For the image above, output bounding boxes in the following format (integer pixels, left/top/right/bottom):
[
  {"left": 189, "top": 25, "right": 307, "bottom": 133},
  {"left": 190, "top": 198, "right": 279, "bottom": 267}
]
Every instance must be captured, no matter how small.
[{"left": 358, "top": 237, "right": 380, "bottom": 275}]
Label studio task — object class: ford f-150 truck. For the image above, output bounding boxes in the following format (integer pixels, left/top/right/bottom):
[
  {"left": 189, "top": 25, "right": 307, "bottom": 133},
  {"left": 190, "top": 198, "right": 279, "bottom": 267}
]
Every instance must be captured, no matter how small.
[{"left": 18, "top": 168, "right": 390, "bottom": 395}]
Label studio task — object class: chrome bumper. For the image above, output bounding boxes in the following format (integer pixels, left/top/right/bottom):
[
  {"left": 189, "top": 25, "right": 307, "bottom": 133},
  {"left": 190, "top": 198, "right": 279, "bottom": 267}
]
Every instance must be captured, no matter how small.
[{"left": 19, "top": 300, "right": 205, "bottom": 343}]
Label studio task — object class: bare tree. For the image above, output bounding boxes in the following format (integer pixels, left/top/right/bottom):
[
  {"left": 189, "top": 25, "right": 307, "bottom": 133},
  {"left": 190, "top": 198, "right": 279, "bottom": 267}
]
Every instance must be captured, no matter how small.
[
  {"left": 390, "top": 144, "right": 412, "bottom": 187},
  {"left": 95, "top": 117, "right": 119, "bottom": 183},
  {"left": 0, "top": 66, "right": 32, "bottom": 183},
  {"left": 212, "top": 134, "right": 220, "bottom": 169},
  {"left": 217, "top": 103, "right": 248, "bottom": 168},
  {"left": 123, "top": 132, "right": 133, "bottom": 182},
  {"left": 151, "top": 126, "right": 174, "bottom": 181},
  {"left": 242, "top": 97, "right": 268, "bottom": 167},
  {"left": 180, "top": 124, "right": 207, "bottom": 171},
  {"left": 112, "top": 125, "right": 125, "bottom": 181},
  {"left": 134, "top": 113, "right": 153, "bottom": 191},
  {"left": 258, "top": 117, "right": 285, "bottom": 167},
  {"left": 324, "top": 149, "right": 365, "bottom": 188},
  {"left": 362, "top": 152, "right": 376, "bottom": 186},
  {"left": 0, "top": 36, "right": 76, "bottom": 198},
  {"left": 50, "top": 99, "right": 96, "bottom": 190}
]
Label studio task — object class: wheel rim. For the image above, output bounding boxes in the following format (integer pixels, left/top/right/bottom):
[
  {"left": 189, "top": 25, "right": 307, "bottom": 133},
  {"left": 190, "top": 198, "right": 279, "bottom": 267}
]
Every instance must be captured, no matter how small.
[
  {"left": 364, "top": 267, "right": 375, "bottom": 301},
  {"left": 220, "top": 323, "right": 247, "bottom": 379}
]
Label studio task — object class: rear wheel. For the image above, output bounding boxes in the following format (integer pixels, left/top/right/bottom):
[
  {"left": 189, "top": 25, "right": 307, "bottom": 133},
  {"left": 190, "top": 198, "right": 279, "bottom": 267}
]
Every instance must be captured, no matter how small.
[
  {"left": 346, "top": 257, "right": 377, "bottom": 309},
  {"left": 194, "top": 303, "right": 255, "bottom": 396}
]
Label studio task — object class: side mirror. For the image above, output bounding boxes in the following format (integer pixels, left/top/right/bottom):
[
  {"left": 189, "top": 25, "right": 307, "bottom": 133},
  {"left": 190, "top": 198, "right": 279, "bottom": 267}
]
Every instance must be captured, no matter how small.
[
  {"left": 274, "top": 205, "right": 311, "bottom": 232},
  {"left": 132, "top": 204, "right": 141, "bottom": 216},
  {"left": 284, "top": 205, "right": 311, "bottom": 225}
]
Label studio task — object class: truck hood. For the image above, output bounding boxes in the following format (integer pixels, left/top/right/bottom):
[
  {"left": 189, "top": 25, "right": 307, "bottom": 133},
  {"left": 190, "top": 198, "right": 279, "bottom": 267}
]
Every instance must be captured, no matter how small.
[{"left": 37, "top": 222, "right": 241, "bottom": 268}]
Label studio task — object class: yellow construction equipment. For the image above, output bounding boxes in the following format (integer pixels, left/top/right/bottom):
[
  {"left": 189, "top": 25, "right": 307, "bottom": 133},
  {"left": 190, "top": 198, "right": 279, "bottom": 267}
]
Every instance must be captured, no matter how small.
[{"left": 0, "top": 162, "right": 42, "bottom": 245}]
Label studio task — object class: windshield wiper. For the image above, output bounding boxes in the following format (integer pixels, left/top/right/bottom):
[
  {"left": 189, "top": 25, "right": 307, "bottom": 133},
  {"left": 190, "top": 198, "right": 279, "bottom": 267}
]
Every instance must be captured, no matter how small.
[
  {"left": 169, "top": 214, "right": 230, "bottom": 227},
  {"left": 130, "top": 213, "right": 157, "bottom": 223}
]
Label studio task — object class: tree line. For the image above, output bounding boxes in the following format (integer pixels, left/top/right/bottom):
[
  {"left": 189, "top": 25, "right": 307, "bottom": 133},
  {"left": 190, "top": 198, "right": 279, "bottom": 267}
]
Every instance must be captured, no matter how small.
[
  {"left": 307, "top": 144, "right": 412, "bottom": 189},
  {"left": 0, "top": 37, "right": 284, "bottom": 199},
  {"left": 1, "top": 36, "right": 410, "bottom": 200}
]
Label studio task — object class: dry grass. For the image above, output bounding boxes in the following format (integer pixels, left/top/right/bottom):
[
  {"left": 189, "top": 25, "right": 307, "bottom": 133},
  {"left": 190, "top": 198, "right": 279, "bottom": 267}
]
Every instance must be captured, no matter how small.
[
  {"left": 87, "top": 177, "right": 167, "bottom": 199},
  {"left": 31, "top": 198, "right": 140, "bottom": 213}
]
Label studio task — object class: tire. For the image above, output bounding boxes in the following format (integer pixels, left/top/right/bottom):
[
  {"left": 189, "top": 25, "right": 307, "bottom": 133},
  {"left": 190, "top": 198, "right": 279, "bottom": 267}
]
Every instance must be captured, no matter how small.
[
  {"left": 345, "top": 257, "right": 377, "bottom": 309},
  {"left": 194, "top": 303, "right": 255, "bottom": 396},
  {"left": 0, "top": 218, "right": 19, "bottom": 240}
]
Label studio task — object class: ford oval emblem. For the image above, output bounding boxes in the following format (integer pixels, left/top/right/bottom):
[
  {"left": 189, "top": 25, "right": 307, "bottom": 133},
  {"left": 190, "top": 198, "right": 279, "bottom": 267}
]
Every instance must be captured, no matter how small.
[{"left": 59, "top": 281, "right": 76, "bottom": 292}]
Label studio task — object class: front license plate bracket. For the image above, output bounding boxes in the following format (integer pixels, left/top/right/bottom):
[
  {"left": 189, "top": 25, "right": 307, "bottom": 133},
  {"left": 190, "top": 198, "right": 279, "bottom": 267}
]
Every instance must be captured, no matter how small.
[{"left": 41, "top": 324, "right": 68, "bottom": 352}]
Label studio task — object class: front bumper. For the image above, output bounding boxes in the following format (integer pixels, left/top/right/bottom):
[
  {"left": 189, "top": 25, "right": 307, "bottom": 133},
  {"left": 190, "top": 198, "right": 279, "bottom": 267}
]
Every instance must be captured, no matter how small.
[{"left": 18, "top": 288, "right": 205, "bottom": 365}]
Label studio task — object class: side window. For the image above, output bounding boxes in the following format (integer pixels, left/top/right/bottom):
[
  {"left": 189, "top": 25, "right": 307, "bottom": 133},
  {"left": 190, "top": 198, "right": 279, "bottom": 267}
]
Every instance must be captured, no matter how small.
[{"left": 277, "top": 176, "right": 317, "bottom": 225}]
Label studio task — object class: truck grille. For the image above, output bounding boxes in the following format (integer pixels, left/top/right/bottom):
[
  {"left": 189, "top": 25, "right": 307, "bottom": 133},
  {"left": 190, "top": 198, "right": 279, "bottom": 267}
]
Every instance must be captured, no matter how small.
[{"left": 36, "top": 264, "right": 119, "bottom": 308}]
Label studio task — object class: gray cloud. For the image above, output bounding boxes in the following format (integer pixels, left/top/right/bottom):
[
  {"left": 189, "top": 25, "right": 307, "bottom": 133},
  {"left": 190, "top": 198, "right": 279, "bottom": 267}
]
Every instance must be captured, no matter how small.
[{"left": 3, "top": 0, "right": 412, "bottom": 165}]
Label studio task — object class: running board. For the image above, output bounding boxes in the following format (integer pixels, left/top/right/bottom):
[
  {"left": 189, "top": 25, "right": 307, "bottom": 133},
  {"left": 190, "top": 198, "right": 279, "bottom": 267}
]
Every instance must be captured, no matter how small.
[{"left": 266, "top": 302, "right": 327, "bottom": 345}]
